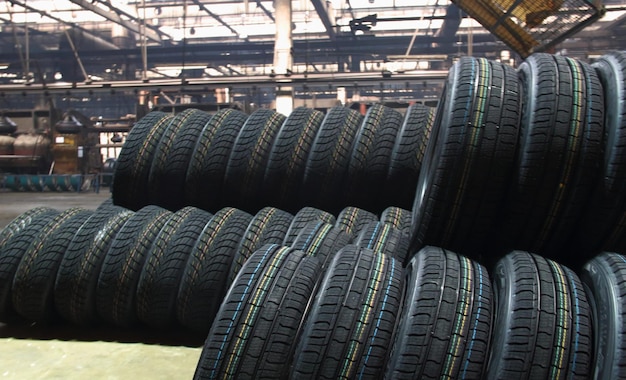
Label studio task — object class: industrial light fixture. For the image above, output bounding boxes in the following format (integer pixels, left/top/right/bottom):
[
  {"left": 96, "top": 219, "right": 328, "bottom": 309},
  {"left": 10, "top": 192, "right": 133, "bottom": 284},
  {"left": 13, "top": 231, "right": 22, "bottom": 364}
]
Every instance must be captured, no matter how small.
[
  {"left": 111, "top": 133, "right": 123, "bottom": 143},
  {"left": 55, "top": 112, "right": 83, "bottom": 134}
]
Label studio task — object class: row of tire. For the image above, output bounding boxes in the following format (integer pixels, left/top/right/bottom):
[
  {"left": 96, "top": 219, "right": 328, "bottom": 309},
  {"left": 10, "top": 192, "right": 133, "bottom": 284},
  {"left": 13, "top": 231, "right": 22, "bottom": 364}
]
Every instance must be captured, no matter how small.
[
  {"left": 1, "top": 199, "right": 624, "bottom": 378},
  {"left": 195, "top": 244, "right": 626, "bottom": 380},
  {"left": 413, "top": 51, "right": 626, "bottom": 268},
  {"left": 0, "top": 198, "right": 411, "bottom": 332},
  {"left": 111, "top": 101, "right": 434, "bottom": 215}
]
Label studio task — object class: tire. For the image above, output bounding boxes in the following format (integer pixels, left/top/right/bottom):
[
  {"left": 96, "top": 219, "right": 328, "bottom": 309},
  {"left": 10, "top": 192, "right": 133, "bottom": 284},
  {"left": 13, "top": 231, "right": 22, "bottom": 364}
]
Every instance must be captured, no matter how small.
[
  {"left": 12, "top": 209, "right": 93, "bottom": 322},
  {"left": 149, "top": 109, "right": 212, "bottom": 211},
  {"left": 112, "top": 111, "right": 171, "bottom": 210},
  {"left": 222, "top": 109, "right": 285, "bottom": 212},
  {"left": 177, "top": 207, "right": 253, "bottom": 332},
  {"left": 385, "top": 103, "right": 436, "bottom": 210},
  {"left": 301, "top": 106, "right": 363, "bottom": 213},
  {"left": 487, "top": 251, "right": 593, "bottom": 379},
  {"left": 55, "top": 207, "right": 134, "bottom": 325},
  {"left": 0, "top": 210, "right": 67, "bottom": 322},
  {"left": 355, "top": 221, "right": 410, "bottom": 264},
  {"left": 185, "top": 109, "right": 249, "bottom": 212},
  {"left": 0, "top": 207, "right": 58, "bottom": 250},
  {"left": 412, "top": 56, "right": 521, "bottom": 259},
  {"left": 572, "top": 51, "right": 626, "bottom": 255},
  {"left": 334, "top": 206, "right": 378, "bottom": 241},
  {"left": 148, "top": 108, "right": 201, "bottom": 209},
  {"left": 262, "top": 107, "right": 324, "bottom": 213},
  {"left": 136, "top": 206, "right": 213, "bottom": 329},
  {"left": 96, "top": 205, "right": 172, "bottom": 327},
  {"left": 380, "top": 206, "right": 412, "bottom": 236},
  {"left": 231, "top": 207, "right": 293, "bottom": 285},
  {"left": 500, "top": 53, "right": 604, "bottom": 258},
  {"left": 291, "top": 220, "right": 351, "bottom": 269},
  {"left": 385, "top": 246, "right": 492, "bottom": 379},
  {"left": 291, "top": 245, "right": 403, "bottom": 379},
  {"left": 581, "top": 252, "right": 626, "bottom": 379},
  {"left": 345, "top": 104, "right": 403, "bottom": 212},
  {"left": 282, "top": 206, "right": 336, "bottom": 246},
  {"left": 193, "top": 245, "right": 322, "bottom": 379},
  {"left": 95, "top": 198, "right": 115, "bottom": 211}
]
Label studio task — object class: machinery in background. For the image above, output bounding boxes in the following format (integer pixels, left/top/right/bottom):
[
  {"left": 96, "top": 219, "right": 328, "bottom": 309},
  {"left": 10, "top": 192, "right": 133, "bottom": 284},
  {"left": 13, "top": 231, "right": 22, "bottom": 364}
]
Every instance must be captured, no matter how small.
[
  {"left": 0, "top": 106, "right": 56, "bottom": 175},
  {"left": 0, "top": 106, "right": 132, "bottom": 191}
]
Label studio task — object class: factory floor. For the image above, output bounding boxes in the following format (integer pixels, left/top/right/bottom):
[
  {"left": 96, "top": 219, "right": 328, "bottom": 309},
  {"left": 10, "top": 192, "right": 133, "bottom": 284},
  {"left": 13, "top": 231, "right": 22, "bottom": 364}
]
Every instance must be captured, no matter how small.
[{"left": 0, "top": 189, "right": 202, "bottom": 379}]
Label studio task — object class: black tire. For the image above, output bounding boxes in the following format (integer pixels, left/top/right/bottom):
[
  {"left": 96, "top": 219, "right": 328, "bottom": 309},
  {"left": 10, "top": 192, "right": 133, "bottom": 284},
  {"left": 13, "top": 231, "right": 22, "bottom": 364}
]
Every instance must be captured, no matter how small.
[
  {"left": 177, "top": 207, "right": 253, "bottom": 332},
  {"left": 334, "top": 206, "right": 378, "bottom": 241},
  {"left": 572, "top": 51, "right": 626, "bottom": 255},
  {"left": 581, "top": 252, "right": 626, "bottom": 379},
  {"left": 96, "top": 205, "right": 172, "bottom": 327},
  {"left": 487, "top": 251, "right": 593, "bottom": 379},
  {"left": 380, "top": 206, "right": 412, "bottom": 236},
  {"left": 149, "top": 109, "right": 212, "bottom": 211},
  {"left": 291, "top": 245, "right": 403, "bottom": 379},
  {"left": 385, "top": 103, "right": 436, "bottom": 209},
  {"left": 345, "top": 104, "right": 403, "bottom": 212},
  {"left": 148, "top": 108, "right": 201, "bottom": 209},
  {"left": 231, "top": 207, "right": 293, "bottom": 284},
  {"left": 412, "top": 56, "right": 521, "bottom": 259},
  {"left": 301, "top": 106, "right": 363, "bottom": 213},
  {"left": 500, "top": 53, "right": 604, "bottom": 258},
  {"left": 222, "top": 109, "right": 285, "bottom": 212},
  {"left": 185, "top": 109, "right": 249, "bottom": 212},
  {"left": 95, "top": 197, "right": 115, "bottom": 211},
  {"left": 282, "top": 206, "right": 336, "bottom": 246},
  {"left": 262, "top": 107, "right": 324, "bottom": 213},
  {"left": 355, "top": 221, "right": 410, "bottom": 264},
  {"left": 0, "top": 207, "right": 58, "bottom": 250},
  {"left": 385, "top": 246, "right": 493, "bottom": 379},
  {"left": 112, "top": 111, "right": 171, "bottom": 210},
  {"left": 0, "top": 209, "right": 67, "bottom": 322},
  {"left": 136, "top": 206, "right": 213, "bottom": 329},
  {"left": 194, "top": 245, "right": 322, "bottom": 379},
  {"left": 55, "top": 207, "right": 134, "bottom": 325},
  {"left": 12, "top": 209, "right": 93, "bottom": 322},
  {"left": 291, "top": 220, "right": 351, "bottom": 269}
]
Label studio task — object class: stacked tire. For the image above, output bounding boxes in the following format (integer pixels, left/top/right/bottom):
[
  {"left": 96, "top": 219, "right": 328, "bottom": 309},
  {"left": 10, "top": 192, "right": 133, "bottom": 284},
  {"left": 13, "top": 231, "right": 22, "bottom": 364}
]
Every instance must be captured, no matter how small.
[
  {"left": 113, "top": 103, "right": 435, "bottom": 214},
  {"left": 2, "top": 51, "right": 626, "bottom": 379},
  {"left": 0, "top": 200, "right": 411, "bottom": 334}
]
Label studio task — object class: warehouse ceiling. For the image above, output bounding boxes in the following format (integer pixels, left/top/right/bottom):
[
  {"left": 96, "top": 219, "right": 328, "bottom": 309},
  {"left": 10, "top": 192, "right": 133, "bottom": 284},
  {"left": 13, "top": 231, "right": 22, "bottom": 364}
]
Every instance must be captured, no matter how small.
[{"left": 0, "top": 0, "right": 624, "bottom": 86}]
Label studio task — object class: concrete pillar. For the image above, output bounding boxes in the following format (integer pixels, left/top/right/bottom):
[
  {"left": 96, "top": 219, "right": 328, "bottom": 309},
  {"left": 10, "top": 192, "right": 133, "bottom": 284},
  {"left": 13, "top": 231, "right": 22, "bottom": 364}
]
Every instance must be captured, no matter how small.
[{"left": 273, "top": 0, "right": 293, "bottom": 116}]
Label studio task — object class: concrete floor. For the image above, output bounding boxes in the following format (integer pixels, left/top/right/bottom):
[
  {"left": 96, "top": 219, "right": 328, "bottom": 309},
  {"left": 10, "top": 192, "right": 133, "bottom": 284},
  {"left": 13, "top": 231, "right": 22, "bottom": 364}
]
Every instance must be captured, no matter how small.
[{"left": 0, "top": 189, "right": 203, "bottom": 379}]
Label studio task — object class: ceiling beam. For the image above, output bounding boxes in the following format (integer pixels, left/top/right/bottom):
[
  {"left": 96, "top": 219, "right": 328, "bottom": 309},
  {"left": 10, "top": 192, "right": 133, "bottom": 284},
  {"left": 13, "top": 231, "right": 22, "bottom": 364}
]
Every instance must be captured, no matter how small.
[
  {"left": 5, "top": 0, "right": 119, "bottom": 49},
  {"left": 310, "top": 0, "right": 336, "bottom": 39},
  {"left": 256, "top": 1, "right": 275, "bottom": 22},
  {"left": 67, "top": 0, "right": 163, "bottom": 43},
  {"left": 88, "top": 0, "right": 174, "bottom": 42},
  {"left": 191, "top": 0, "right": 240, "bottom": 37}
]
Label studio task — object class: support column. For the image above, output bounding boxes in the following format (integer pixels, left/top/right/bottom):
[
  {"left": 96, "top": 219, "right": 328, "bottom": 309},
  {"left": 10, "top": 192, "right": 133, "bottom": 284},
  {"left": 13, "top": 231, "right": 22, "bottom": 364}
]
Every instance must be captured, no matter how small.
[{"left": 273, "top": 0, "right": 293, "bottom": 116}]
